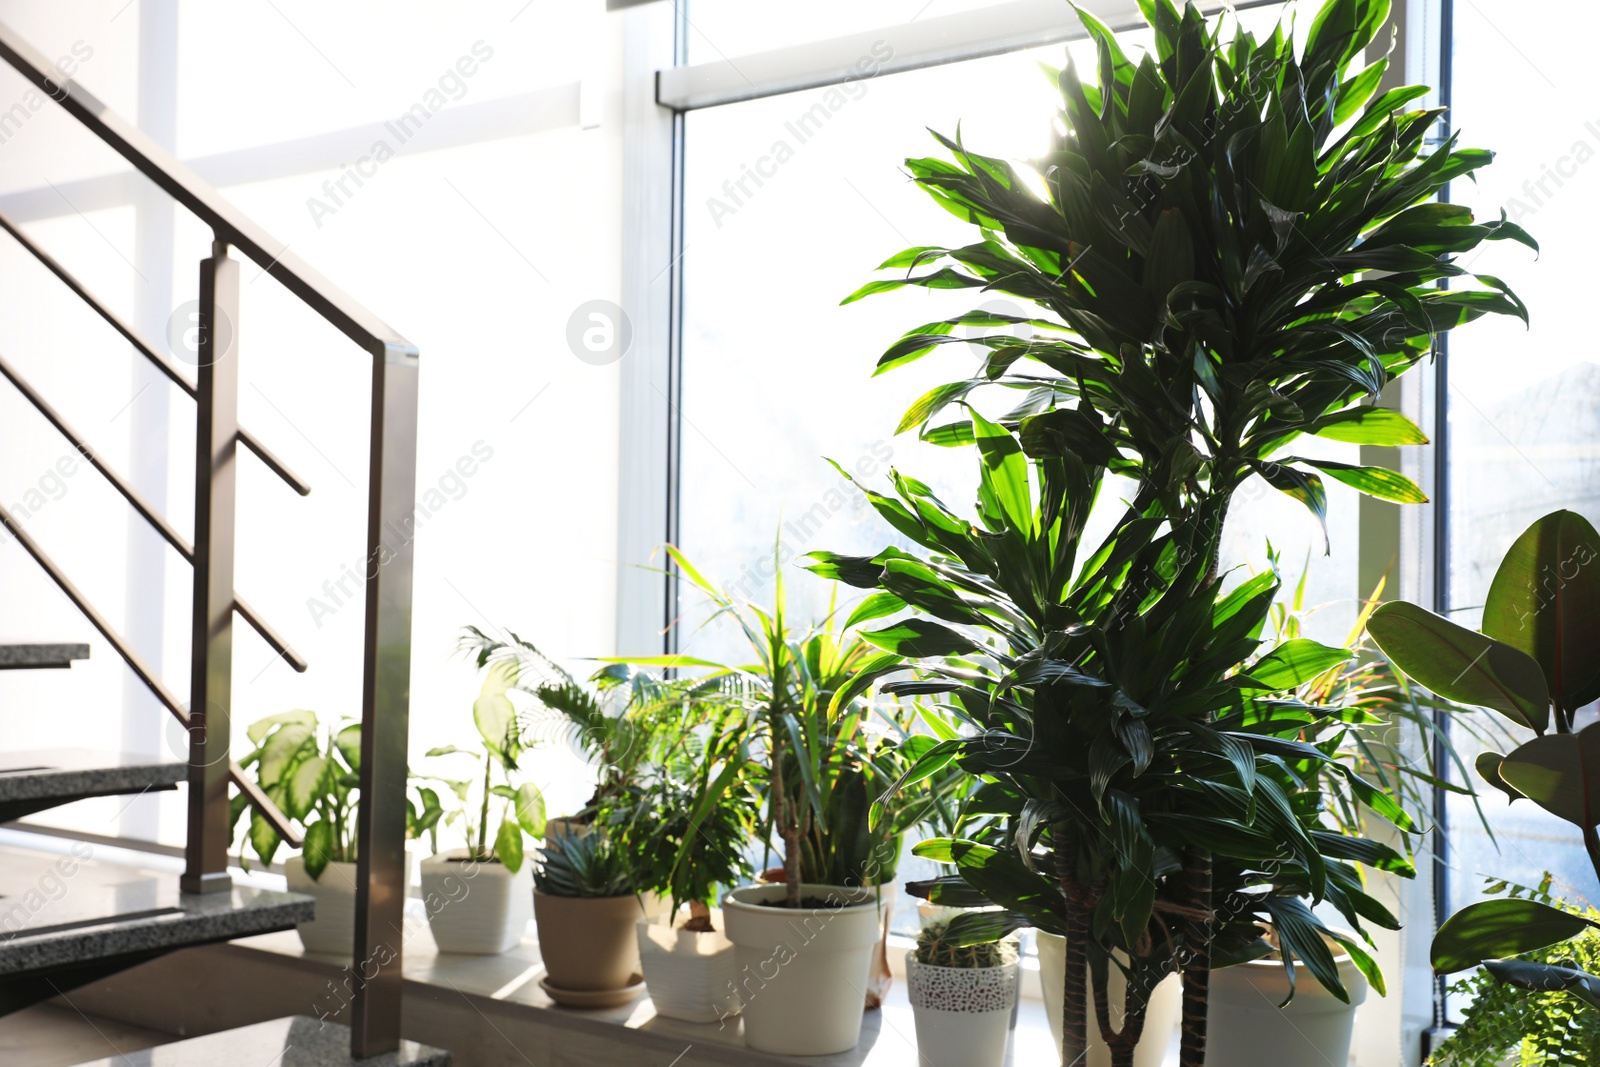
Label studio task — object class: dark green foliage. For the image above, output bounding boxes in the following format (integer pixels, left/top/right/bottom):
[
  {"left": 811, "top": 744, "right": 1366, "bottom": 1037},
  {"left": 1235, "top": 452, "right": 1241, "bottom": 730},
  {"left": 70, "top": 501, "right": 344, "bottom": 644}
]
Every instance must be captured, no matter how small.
[
  {"left": 534, "top": 829, "right": 633, "bottom": 899},
  {"left": 915, "top": 920, "right": 1019, "bottom": 968}
]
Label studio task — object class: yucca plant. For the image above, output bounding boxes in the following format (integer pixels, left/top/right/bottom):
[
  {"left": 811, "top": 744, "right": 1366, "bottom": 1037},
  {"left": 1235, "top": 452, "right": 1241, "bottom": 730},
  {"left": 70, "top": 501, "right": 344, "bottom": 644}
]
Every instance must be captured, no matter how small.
[{"left": 817, "top": 0, "right": 1531, "bottom": 1062}]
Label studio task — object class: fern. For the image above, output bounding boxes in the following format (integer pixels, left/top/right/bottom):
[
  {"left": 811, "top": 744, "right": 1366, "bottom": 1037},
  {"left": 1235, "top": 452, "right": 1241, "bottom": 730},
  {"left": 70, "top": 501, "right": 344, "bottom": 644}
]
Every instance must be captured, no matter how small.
[{"left": 1430, "top": 888, "right": 1600, "bottom": 1066}]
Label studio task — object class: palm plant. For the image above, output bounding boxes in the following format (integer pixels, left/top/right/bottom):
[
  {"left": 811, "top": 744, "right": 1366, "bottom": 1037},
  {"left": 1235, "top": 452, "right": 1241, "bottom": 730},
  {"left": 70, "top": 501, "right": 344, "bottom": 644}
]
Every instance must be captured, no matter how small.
[
  {"left": 615, "top": 544, "right": 965, "bottom": 910},
  {"left": 819, "top": 0, "right": 1530, "bottom": 1060}
]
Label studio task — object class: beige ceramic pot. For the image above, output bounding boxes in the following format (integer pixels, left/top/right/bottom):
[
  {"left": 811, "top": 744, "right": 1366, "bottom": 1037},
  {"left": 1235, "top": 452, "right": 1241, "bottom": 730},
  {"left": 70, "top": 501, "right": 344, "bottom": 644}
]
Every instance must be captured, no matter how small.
[{"left": 533, "top": 890, "right": 647, "bottom": 991}]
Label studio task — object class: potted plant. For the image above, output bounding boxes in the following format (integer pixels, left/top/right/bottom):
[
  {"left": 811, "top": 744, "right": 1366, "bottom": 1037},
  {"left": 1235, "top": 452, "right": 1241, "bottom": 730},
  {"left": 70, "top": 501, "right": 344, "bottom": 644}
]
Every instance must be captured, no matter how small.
[
  {"left": 1427, "top": 877, "right": 1600, "bottom": 1065},
  {"left": 815, "top": 0, "right": 1530, "bottom": 1059},
  {"left": 232, "top": 709, "right": 379, "bottom": 956},
  {"left": 617, "top": 546, "right": 959, "bottom": 1056},
  {"left": 905, "top": 919, "right": 1020, "bottom": 1067},
  {"left": 607, "top": 689, "right": 757, "bottom": 1023},
  {"left": 532, "top": 825, "right": 646, "bottom": 1006},
  {"left": 1369, "top": 509, "right": 1600, "bottom": 1053},
  {"left": 411, "top": 658, "right": 547, "bottom": 955}
]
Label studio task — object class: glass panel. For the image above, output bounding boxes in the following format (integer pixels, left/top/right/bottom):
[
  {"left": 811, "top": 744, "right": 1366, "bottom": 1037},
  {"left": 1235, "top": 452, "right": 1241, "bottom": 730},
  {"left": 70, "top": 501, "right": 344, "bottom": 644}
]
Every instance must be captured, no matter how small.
[
  {"left": 1442, "top": 0, "right": 1600, "bottom": 1007},
  {"left": 685, "top": 0, "right": 1018, "bottom": 65}
]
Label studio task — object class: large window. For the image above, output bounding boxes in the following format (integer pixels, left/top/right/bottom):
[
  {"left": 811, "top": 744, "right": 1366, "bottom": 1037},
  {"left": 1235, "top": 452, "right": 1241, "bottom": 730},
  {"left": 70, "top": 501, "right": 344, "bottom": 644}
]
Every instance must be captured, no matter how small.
[{"left": 1439, "top": 0, "right": 1600, "bottom": 1014}]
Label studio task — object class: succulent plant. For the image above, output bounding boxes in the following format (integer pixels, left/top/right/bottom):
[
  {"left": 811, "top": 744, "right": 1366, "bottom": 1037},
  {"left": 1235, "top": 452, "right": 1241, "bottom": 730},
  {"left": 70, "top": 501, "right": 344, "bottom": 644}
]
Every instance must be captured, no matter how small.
[
  {"left": 533, "top": 828, "right": 632, "bottom": 899},
  {"left": 914, "top": 920, "right": 1019, "bottom": 969}
]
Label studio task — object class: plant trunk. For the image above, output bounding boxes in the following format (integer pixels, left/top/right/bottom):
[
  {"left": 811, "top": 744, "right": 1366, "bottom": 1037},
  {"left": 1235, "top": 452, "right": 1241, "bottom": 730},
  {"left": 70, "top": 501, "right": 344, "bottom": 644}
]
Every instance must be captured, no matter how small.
[
  {"left": 1178, "top": 846, "right": 1212, "bottom": 1067},
  {"left": 684, "top": 899, "right": 714, "bottom": 933},
  {"left": 1057, "top": 843, "right": 1089, "bottom": 1067},
  {"left": 770, "top": 736, "right": 802, "bottom": 908},
  {"left": 1094, "top": 960, "right": 1152, "bottom": 1067},
  {"left": 476, "top": 754, "right": 492, "bottom": 859}
]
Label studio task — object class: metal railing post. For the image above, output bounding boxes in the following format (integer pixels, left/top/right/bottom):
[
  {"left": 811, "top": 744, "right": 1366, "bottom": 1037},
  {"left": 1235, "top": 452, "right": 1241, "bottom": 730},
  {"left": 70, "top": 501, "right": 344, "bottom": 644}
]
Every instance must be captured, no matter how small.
[
  {"left": 350, "top": 343, "right": 419, "bottom": 1057},
  {"left": 182, "top": 241, "right": 239, "bottom": 895}
]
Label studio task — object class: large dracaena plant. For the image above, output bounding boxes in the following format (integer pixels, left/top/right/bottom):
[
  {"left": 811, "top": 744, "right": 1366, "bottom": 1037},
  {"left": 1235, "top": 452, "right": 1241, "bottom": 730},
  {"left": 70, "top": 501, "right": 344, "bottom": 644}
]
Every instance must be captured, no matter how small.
[
  {"left": 809, "top": 435, "right": 1421, "bottom": 1065},
  {"left": 1369, "top": 510, "right": 1600, "bottom": 1019},
  {"left": 822, "top": 0, "right": 1531, "bottom": 1060}
]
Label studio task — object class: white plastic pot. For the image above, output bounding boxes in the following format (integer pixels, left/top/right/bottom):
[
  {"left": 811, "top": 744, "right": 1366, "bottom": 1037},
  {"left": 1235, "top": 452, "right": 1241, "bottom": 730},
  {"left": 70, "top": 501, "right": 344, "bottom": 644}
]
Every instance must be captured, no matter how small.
[
  {"left": 285, "top": 858, "right": 358, "bottom": 956},
  {"left": 906, "top": 950, "right": 1018, "bottom": 1067},
  {"left": 637, "top": 916, "right": 740, "bottom": 1023},
  {"left": 1205, "top": 949, "right": 1368, "bottom": 1067},
  {"left": 1036, "top": 931, "right": 1182, "bottom": 1067},
  {"left": 721, "top": 883, "right": 882, "bottom": 1056},
  {"left": 419, "top": 851, "right": 531, "bottom": 955}
]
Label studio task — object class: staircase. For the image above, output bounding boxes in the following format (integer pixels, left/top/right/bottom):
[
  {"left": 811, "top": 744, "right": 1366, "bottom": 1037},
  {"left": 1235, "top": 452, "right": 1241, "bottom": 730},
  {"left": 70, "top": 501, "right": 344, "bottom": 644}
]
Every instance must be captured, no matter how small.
[{"left": 0, "top": 18, "right": 438, "bottom": 1065}]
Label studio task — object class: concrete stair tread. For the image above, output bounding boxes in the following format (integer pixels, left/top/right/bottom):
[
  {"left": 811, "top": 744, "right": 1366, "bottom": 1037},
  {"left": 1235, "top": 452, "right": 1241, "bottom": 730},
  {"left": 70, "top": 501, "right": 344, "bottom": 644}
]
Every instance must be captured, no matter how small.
[
  {"left": 0, "top": 843, "right": 313, "bottom": 977},
  {"left": 0, "top": 749, "right": 186, "bottom": 822},
  {"left": 62, "top": 1016, "right": 450, "bottom": 1066},
  {"left": 0, "top": 644, "right": 89, "bottom": 669}
]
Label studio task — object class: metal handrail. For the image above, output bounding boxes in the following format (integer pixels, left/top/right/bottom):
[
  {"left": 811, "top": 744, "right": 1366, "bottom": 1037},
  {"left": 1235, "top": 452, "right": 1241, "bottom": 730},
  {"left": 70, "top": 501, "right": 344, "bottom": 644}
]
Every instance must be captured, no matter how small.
[
  {"left": 0, "top": 355, "right": 308, "bottom": 672},
  {"left": 0, "top": 508, "right": 301, "bottom": 848},
  {"left": 0, "top": 210, "right": 311, "bottom": 496},
  {"left": 0, "top": 18, "right": 419, "bottom": 1056},
  {"left": 0, "top": 23, "right": 414, "bottom": 362}
]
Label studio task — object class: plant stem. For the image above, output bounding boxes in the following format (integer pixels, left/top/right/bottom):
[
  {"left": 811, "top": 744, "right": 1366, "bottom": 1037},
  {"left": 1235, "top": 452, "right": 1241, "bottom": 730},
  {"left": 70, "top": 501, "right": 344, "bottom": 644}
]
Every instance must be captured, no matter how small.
[
  {"left": 477, "top": 752, "right": 492, "bottom": 860},
  {"left": 1178, "top": 846, "right": 1213, "bottom": 1067},
  {"left": 1057, "top": 841, "right": 1089, "bottom": 1067},
  {"left": 685, "top": 899, "right": 714, "bottom": 933}
]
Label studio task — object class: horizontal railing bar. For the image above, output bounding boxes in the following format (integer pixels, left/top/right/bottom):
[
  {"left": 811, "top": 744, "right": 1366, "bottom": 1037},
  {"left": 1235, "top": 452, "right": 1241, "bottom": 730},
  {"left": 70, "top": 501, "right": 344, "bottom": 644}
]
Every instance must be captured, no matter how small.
[
  {"left": 0, "top": 209, "right": 311, "bottom": 497},
  {"left": 0, "top": 20, "right": 415, "bottom": 364},
  {"left": 0, "top": 355, "right": 308, "bottom": 674},
  {"left": 0, "top": 352, "right": 195, "bottom": 560},
  {"left": 0, "top": 509, "right": 301, "bottom": 848},
  {"left": 234, "top": 596, "right": 309, "bottom": 674}
]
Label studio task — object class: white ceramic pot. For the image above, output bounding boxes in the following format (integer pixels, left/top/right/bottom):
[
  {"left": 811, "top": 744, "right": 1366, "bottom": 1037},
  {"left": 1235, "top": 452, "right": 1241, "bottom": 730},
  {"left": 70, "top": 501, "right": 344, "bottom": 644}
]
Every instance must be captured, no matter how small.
[
  {"left": 637, "top": 916, "right": 741, "bottom": 1023},
  {"left": 1036, "top": 931, "right": 1182, "bottom": 1067},
  {"left": 906, "top": 950, "right": 1018, "bottom": 1067},
  {"left": 419, "top": 851, "right": 531, "bottom": 955},
  {"left": 284, "top": 858, "right": 360, "bottom": 956},
  {"left": 1206, "top": 949, "right": 1368, "bottom": 1067},
  {"left": 721, "top": 882, "right": 882, "bottom": 1056}
]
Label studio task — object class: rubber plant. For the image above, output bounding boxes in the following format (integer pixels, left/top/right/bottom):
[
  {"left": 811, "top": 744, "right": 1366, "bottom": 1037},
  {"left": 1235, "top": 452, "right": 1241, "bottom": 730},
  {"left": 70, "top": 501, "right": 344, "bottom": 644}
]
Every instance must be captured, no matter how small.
[
  {"left": 813, "top": 0, "right": 1531, "bottom": 1061},
  {"left": 1369, "top": 510, "right": 1600, "bottom": 1025}
]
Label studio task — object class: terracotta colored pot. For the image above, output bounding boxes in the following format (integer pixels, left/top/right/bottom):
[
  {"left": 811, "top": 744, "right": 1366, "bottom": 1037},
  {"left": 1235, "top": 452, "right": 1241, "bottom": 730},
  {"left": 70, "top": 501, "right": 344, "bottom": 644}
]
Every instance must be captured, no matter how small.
[{"left": 533, "top": 890, "right": 646, "bottom": 991}]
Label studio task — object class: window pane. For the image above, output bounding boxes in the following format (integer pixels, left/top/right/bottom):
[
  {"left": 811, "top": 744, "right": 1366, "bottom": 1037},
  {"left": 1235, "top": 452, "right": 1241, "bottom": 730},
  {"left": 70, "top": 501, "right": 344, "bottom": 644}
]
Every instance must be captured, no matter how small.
[{"left": 1443, "top": 0, "right": 1600, "bottom": 981}]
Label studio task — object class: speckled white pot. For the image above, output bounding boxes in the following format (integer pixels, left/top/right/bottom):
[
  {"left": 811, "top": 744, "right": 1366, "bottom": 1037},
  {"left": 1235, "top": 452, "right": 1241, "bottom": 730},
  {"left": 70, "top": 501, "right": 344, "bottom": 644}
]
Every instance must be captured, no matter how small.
[
  {"left": 421, "top": 851, "right": 531, "bottom": 955},
  {"left": 906, "top": 951, "right": 1018, "bottom": 1067}
]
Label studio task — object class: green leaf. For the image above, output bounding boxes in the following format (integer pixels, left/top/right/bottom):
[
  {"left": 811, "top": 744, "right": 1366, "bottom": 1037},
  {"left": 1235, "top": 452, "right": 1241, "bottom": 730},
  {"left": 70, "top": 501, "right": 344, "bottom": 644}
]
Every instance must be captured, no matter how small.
[
  {"left": 301, "top": 818, "right": 336, "bottom": 881},
  {"left": 1431, "top": 898, "right": 1597, "bottom": 974},
  {"left": 1305, "top": 407, "right": 1428, "bottom": 445},
  {"left": 246, "top": 709, "right": 317, "bottom": 745},
  {"left": 1244, "top": 639, "right": 1351, "bottom": 691},
  {"left": 425, "top": 745, "right": 468, "bottom": 758},
  {"left": 1500, "top": 724, "right": 1600, "bottom": 829},
  {"left": 1254, "top": 462, "right": 1328, "bottom": 544},
  {"left": 514, "top": 782, "right": 546, "bottom": 838},
  {"left": 249, "top": 810, "right": 282, "bottom": 870},
  {"left": 474, "top": 689, "right": 518, "bottom": 759},
  {"left": 1298, "top": 459, "right": 1428, "bottom": 504},
  {"left": 257, "top": 723, "right": 314, "bottom": 789},
  {"left": 496, "top": 817, "right": 525, "bottom": 874},
  {"left": 1367, "top": 602, "right": 1550, "bottom": 732},
  {"left": 860, "top": 618, "right": 983, "bottom": 658},
  {"left": 1482, "top": 510, "right": 1600, "bottom": 713},
  {"left": 335, "top": 724, "right": 362, "bottom": 773},
  {"left": 1484, "top": 958, "right": 1600, "bottom": 1012},
  {"left": 970, "top": 408, "right": 1034, "bottom": 536},
  {"left": 285, "top": 756, "right": 328, "bottom": 821},
  {"left": 1474, "top": 751, "right": 1525, "bottom": 804},
  {"left": 845, "top": 591, "right": 907, "bottom": 629}
]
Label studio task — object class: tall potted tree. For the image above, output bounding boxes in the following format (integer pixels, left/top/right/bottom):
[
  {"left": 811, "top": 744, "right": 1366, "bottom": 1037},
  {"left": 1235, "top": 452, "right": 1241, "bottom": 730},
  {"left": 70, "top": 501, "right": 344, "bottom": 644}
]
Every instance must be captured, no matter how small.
[{"left": 817, "top": 0, "right": 1530, "bottom": 1061}]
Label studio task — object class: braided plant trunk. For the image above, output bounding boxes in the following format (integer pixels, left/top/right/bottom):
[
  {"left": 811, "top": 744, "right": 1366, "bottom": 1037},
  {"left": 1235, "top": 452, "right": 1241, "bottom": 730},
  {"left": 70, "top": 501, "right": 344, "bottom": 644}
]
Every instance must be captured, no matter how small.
[
  {"left": 1178, "top": 845, "right": 1213, "bottom": 1067},
  {"left": 1056, "top": 843, "right": 1090, "bottom": 1067},
  {"left": 1093, "top": 964, "right": 1151, "bottom": 1067}
]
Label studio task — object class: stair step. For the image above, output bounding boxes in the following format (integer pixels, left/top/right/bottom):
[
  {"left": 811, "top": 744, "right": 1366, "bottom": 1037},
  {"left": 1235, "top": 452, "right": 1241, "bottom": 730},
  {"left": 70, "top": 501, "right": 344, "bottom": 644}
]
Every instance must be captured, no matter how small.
[
  {"left": 0, "top": 748, "right": 186, "bottom": 823},
  {"left": 63, "top": 1016, "right": 449, "bottom": 1066},
  {"left": 0, "top": 843, "right": 313, "bottom": 1015},
  {"left": 0, "top": 643, "right": 89, "bottom": 669}
]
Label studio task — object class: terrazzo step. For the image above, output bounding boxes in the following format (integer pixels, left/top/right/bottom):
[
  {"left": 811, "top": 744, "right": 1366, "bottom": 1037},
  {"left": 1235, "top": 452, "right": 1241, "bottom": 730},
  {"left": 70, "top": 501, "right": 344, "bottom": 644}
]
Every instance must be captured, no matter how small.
[
  {"left": 0, "top": 643, "right": 89, "bottom": 669},
  {"left": 0, "top": 748, "right": 186, "bottom": 823},
  {"left": 0, "top": 843, "right": 313, "bottom": 1016},
  {"left": 63, "top": 1016, "right": 450, "bottom": 1066}
]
